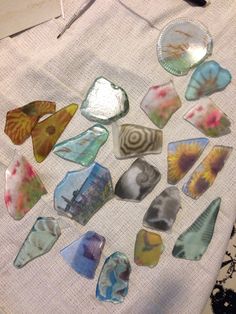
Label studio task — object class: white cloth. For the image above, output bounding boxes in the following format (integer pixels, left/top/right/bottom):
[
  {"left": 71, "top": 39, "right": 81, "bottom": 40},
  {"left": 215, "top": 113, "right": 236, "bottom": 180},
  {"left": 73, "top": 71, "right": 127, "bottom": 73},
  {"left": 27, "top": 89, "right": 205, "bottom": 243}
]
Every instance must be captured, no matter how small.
[{"left": 0, "top": 1, "right": 236, "bottom": 313}]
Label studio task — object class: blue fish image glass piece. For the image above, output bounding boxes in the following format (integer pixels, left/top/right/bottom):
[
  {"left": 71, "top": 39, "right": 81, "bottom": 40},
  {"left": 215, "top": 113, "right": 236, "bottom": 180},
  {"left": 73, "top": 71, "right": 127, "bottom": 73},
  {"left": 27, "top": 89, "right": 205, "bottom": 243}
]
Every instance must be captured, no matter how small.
[
  {"left": 96, "top": 251, "right": 131, "bottom": 304},
  {"left": 185, "top": 61, "right": 232, "bottom": 100},
  {"left": 60, "top": 231, "right": 105, "bottom": 279}
]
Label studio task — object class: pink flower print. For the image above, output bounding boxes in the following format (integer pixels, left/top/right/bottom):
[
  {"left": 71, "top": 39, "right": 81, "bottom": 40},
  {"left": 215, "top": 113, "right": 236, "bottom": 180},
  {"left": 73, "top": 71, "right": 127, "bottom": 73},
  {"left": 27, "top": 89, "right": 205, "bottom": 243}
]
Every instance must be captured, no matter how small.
[
  {"left": 205, "top": 109, "right": 222, "bottom": 128},
  {"left": 5, "top": 191, "right": 12, "bottom": 206},
  {"left": 196, "top": 105, "right": 203, "bottom": 112},
  {"left": 186, "top": 111, "right": 195, "bottom": 119},
  {"left": 25, "top": 162, "right": 36, "bottom": 178}
]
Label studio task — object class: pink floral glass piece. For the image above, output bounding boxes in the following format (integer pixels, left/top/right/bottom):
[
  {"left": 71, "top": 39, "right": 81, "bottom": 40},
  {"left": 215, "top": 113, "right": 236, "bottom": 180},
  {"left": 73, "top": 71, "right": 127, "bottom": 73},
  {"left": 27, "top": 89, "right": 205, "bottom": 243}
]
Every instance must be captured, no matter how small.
[
  {"left": 5, "top": 155, "right": 47, "bottom": 220},
  {"left": 184, "top": 99, "right": 231, "bottom": 137},
  {"left": 140, "top": 81, "right": 182, "bottom": 128}
]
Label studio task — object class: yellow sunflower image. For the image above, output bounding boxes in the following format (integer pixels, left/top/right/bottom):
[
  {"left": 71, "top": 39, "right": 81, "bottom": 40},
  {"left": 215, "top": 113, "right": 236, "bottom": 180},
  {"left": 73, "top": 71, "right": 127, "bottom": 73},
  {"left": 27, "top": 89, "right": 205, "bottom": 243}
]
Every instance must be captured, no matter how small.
[
  {"left": 168, "top": 139, "right": 208, "bottom": 184},
  {"left": 186, "top": 169, "right": 215, "bottom": 199}
]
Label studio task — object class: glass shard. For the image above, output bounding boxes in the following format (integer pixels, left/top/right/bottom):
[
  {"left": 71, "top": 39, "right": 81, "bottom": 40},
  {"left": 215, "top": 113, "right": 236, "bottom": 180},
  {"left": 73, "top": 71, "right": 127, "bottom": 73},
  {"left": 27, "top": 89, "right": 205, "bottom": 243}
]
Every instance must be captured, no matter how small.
[
  {"left": 60, "top": 231, "right": 105, "bottom": 279},
  {"left": 168, "top": 138, "right": 209, "bottom": 184},
  {"left": 172, "top": 198, "right": 221, "bottom": 261},
  {"left": 96, "top": 251, "right": 131, "bottom": 304},
  {"left": 184, "top": 99, "right": 231, "bottom": 137},
  {"left": 112, "top": 123, "right": 162, "bottom": 159},
  {"left": 185, "top": 61, "right": 232, "bottom": 100},
  {"left": 140, "top": 81, "right": 182, "bottom": 128},
  {"left": 5, "top": 155, "right": 47, "bottom": 220},
  {"left": 54, "top": 162, "right": 113, "bottom": 225},
  {"left": 53, "top": 124, "right": 109, "bottom": 166},
  {"left": 183, "top": 145, "right": 232, "bottom": 199},
  {"left": 115, "top": 158, "right": 161, "bottom": 201},
  {"left": 157, "top": 19, "right": 213, "bottom": 76},
  {"left": 143, "top": 187, "right": 181, "bottom": 232},
  {"left": 134, "top": 229, "right": 164, "bottom": 268},
  {"left": 14, "top": 217, "right": 61, "bottom": 268},
  {"left": 80, "top": 77, "right": 129, "bottom": 124},
  {"left": 31, "top": 103, "right": 78, "bottom": 162}
]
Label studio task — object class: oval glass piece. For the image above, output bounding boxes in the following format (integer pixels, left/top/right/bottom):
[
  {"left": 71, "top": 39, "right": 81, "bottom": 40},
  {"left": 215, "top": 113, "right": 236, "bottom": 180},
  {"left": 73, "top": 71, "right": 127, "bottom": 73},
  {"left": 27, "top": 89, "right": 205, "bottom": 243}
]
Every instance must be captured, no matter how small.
[{"left": 157, "top": 19, "right": 213, "bottom": 76}]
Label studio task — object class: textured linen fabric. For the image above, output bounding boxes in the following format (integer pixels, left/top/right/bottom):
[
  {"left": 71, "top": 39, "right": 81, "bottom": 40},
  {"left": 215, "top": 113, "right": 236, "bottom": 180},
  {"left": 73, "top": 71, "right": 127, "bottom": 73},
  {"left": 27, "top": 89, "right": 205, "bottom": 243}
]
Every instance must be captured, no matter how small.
[{"left": 0, "top": 0, "right": 236, "bottom": 313}]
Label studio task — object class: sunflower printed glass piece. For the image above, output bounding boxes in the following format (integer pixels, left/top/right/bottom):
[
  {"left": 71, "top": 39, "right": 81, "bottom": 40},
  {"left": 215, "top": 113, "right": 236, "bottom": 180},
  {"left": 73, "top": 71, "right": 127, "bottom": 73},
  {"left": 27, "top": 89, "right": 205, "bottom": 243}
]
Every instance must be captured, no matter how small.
[
  {"left": 184, "top": 99, "right": 231, "bottom": 137},
  {"left": 115, "top": 158, "right": 161, "bottom": 201},
  {"left": 53, "top": 124, "right": 109, "bottom": 166},
  {"left": 134, "top": 229, "right": 164, "bottom": 268},
  {"left": 4, "top": 101, "right": 56, "bottom": 145},
  {"left": 185, "top": 61, "right": 232, "bottom": 101},
  {"left": 96, "top": 251, "right": 131, "bottom": 304},
  {"left": 157, "top": 19, "right": 213, "bottom": 76},
  {"left": 60, "top": 231, "right": 105, "bottom": 279},
  {"left": 168, "top": 138, "right": 209, "bottom": 184},
  {"left": 112, "top": 123, "right": 162, "bottom": 159},
  {"left": 14, "top": 217, "right": 61, "bottom": 268},
  {"left": 183, "top": 146, "right": 232, "bottom": 199},
  {"left": 172, "top": 198, "right": 221, "bottom": 261},
  {"left": 80, "top": 77, "right": 129, "bottom": 124},
  {"left": 31, "top": 103, "right": 78, "bottom": 162},
  {"left": 54, "top": 162, "right": 113, "bottom": 225},
  {"left": 140, "top": 81, "right": 182, "bottom": 128},
  {"left": 143, "top": 187, "right": 181, "bottom": 232},
  {"left": 5, "top": 155, "right": 47, "bottom": 220}
]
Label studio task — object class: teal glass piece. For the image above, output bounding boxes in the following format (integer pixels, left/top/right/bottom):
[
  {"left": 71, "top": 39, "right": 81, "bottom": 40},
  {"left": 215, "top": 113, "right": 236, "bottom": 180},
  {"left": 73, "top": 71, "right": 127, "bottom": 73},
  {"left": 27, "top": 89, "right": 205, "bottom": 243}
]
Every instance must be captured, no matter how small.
[
  {"left": 53, "top": 124, "right": 109, "bottom": 166},
  {"left": 172, "top": 198, "right": 221, "bottom": 260},
  {"left": 96, "top": 251, "right": 131, "bottom": 304},
  {"left": 185, "top": 61, "right": 232, "bottom": 100},
  {"left": 60, "top": 231, "right": 105, "bottom": 279},
  {"left": 54, "top": 162, "right": 113, "bottom": 225},
  {"left": 80, "top": 77, "right": 129, "bottom": 124},
  {"left": 14, "top": 217, "right": 61, "bottom": 268}
]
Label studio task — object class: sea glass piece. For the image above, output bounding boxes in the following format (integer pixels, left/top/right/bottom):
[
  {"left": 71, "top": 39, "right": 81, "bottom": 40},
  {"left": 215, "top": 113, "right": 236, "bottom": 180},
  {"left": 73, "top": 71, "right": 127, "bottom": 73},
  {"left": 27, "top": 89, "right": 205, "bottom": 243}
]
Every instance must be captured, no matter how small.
[
  {"left": 4, "top": 101, "right": 56, "bottom": 145},
  {"left": 157, "top": 19, "right": 213, "bottom": 76},
  {"left": 54, "top": 162, "right": 113, "bottom": 225},
  {"left": 115, "top": 158, "right": 161, "bottom": 201},
  {"left": 184, "top": 99, "right": 231, "bottom": 137},
  {"left": 112, "top": 123, "right": 162, "bottom": 159},
  {"left": 172, "top": 198, "right": 221, "bottom": 260},
  {"left": 134, "top": 229, "right": 164, "bottom": 268},
  {"left": 168, "top": 138, "right": 209, "bottom": 184},
  {"left": 60, "top": 231, "right": 105, "bottom": 279},
  {"left": 53, "top": 124, "right": 109, "bottom": 166},
  {"left": 80, "top": 77, "right": 129, "bottom": 124},
  {"left": 31, "top": 103, "right": 78, "bottom": 162},
  {"left": 140, "top": 81, "right": 182, "bottom": 128},
  {"left": 96, "top": 251, "right": 131, "bottom": 304},
  {"left": 143, "top": 187, "right": 181, "bottom": 232},
  {"left": 185, "top": 61, "right": 232, "bottom": 100},
  {"left": 5, "top": 155, "right": 47, "bottom": 220},
  {"left": 14, "top": 217, "right": 61, "bottom": 268},
  {"left": 183, "top": 145, "right": 232, "bottom": 199}
]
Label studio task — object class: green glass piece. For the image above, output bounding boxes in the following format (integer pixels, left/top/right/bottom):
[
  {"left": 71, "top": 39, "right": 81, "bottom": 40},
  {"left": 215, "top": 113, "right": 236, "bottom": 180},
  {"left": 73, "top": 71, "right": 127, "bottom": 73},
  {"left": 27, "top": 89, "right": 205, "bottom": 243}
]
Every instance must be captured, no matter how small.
[
  {"left": 80, "top": 77, "right": 129, "bottom": 124},
  {"left": 172, "top": 198, "right": 221, "bottom": 261},
  {"left": 53, "top": 124, "right": 109, "bottom": 166}
]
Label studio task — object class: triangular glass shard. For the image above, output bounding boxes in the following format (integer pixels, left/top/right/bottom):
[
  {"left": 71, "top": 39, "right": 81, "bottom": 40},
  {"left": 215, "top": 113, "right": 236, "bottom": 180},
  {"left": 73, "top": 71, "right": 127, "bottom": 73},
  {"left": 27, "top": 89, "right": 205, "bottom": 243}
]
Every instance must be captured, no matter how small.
[
  {"left": 115, "top": 158, "right": 161, "bottom": 201},
  {"left": 54, "top": 162, "right": 113, "bottom": 225},
  {"left": 14, "top": 217, "right": 61, "bottom": 268},
  {"left": 60, "top": 231, "right": 105, "bottom": 279},
  {"left": 157, "top": 18, "right": 213, "bottom": 76},
  {"left": 53, "top": 124, "right": 109, "bottom": 166},
  {"left": 183, "top": 145, "right": 232, "bottom": 199},
  {"left": 143, "top": 187, "right": 181, "bottom": 232},
  {"left": 31, "top": 103, "right": 78, "bottom": 162},
  {"left": 134, "top": 229, "right": 164, "bottom": 268},
  {"left": 112, "top": 123, "right": 162, "bottom": 159},
  {"left": 80, "top": 77, "right": 129, "bottom": 124},
  {"left": 184, "top": 99, "right": 231, "bottom": 137},
  {"left": 140, "top": 81, "right": 182, "bottom": 129},
  {"left": 168, "top": 138, "right": 209, "bottom": 184},
  {"left": 5, "top": 155, "right": 47, "bottom": 220},
  {"left": 185, "top": 61, "right": 232, "bottom": 100},
  {"left": 96, "top": 251, "right": 131, "bottom": 303},
  {"left": 4, "top": 101, "right": 56, "bottom": 145},
  {"left": 172, "top": 198, "right": 221, "bottom": 260}
]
